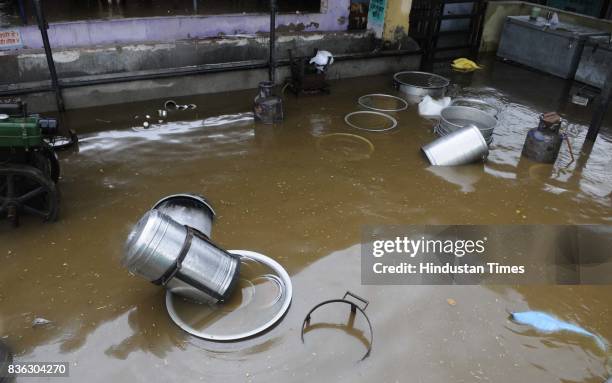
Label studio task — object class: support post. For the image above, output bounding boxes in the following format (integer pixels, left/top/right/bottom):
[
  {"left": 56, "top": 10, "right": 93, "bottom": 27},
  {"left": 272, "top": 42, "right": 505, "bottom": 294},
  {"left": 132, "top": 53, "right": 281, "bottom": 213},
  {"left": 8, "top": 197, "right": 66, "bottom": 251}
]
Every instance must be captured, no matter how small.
[
  {"left": 587, "top": 62, "right": 612, "bottom": 142},
  {"left": 32, "top": 0, "right": 65, "bottom": 112},
  {"left": 17, "top": 0, "right": 27, "bottom": 25},
  {"left": 269, "top": 0, "right": 277, "bottom": 84}
]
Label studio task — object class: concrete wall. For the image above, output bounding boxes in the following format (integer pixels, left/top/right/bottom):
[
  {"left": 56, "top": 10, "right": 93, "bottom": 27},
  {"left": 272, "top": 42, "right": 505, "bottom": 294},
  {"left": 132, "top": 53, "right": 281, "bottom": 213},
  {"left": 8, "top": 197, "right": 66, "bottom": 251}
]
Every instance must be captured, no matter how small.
[
  {"left": 481, "top": 1, "right": 612, "bottom": 52},
  {"left": 0, "top": 31, "right": 377, "bottom": 84},
  {"left": 11, "top": 0, "right": 350, "bottom": 50}
]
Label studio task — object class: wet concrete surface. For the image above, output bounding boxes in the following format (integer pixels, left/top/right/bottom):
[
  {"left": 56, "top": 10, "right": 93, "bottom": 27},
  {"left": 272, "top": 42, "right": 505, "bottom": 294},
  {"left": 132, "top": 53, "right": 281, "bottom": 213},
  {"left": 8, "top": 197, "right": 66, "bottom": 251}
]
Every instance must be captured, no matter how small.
[{"left": 1, "top": 57, "right": 612, "bottom": 382}]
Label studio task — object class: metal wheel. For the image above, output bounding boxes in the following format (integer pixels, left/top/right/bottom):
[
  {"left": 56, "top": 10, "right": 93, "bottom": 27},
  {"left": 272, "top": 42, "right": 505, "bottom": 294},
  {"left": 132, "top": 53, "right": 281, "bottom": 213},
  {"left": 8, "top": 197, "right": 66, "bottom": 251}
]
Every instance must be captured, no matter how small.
[
  {"left": 0, "top": 164, "right": 59, "bottom": 226},
  {"left": 31, "top": 148, "right": 60, "bottom": 183}
]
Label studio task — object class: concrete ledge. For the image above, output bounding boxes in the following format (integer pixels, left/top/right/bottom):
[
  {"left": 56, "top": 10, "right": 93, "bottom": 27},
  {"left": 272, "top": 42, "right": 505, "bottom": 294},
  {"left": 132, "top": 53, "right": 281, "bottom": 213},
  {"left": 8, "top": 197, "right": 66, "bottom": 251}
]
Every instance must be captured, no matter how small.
[{"left": 14, "top": 53, "right": 421, "bottom": 112}]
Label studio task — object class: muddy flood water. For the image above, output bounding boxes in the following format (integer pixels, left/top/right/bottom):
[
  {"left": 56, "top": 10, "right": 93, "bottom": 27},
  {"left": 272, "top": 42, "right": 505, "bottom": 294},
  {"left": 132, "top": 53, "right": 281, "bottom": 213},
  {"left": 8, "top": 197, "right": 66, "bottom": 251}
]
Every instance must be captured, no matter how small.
[{"left": 1, "top": 58, "right": 612, "bottom": 382}]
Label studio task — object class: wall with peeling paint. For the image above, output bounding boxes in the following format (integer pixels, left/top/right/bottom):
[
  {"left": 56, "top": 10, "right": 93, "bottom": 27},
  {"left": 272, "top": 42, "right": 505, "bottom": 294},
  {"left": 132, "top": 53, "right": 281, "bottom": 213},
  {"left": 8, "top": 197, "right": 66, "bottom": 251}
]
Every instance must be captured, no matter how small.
[
  {"left": 383, "top": 0, "right": 412, "bottom": 43},
  {"left": 11, "top": 0, "right": 350, "bottom": 50}
]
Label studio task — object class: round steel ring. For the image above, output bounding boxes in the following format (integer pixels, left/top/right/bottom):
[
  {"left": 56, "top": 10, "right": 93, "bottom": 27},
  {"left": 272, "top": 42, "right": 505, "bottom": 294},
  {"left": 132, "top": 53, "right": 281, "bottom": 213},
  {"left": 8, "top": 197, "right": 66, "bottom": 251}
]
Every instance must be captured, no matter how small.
[
  {"left": 166, "top": 249, "right": 292, "bottom": 342},
  {"left": 344, "top": 111, "right": 398, "bottom": 132},
  {"left": 357, "top": 94, "right": 408, "bottom": 112}
]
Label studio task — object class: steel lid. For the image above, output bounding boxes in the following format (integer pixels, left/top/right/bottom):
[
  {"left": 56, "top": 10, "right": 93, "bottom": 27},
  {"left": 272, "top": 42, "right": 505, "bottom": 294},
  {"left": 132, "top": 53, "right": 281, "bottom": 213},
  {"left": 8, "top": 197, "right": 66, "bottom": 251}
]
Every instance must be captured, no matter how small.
[
  {"left": 165, "top": 250, "right": 292, "bottom": 341},
  {"left": 123, "top": 209, "right": 178, "bottom": 281}
]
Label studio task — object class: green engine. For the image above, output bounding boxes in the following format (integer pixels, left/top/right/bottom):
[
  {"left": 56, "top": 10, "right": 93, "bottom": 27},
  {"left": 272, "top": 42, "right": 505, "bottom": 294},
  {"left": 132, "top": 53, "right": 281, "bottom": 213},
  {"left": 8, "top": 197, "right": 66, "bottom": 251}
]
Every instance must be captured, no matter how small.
[
  {"left": 0, "top": 102, "right": 64, "bottom": 226},
  {"left": 0, "top": 116, "right": 58, "bottom": 148}
]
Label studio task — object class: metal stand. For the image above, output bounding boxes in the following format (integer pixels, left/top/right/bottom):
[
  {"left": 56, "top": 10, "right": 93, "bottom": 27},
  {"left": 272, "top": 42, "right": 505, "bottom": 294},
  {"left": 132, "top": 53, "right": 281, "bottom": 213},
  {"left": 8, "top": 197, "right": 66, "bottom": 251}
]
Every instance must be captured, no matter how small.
[
  {"left": 32, "top": 0, "right": 65, "bottom": 112},
  {"left": 587, "top": 63, "right": 612, "bottom": 142},
  {"left": 301, "top": 291, "right": 374, "bottom": 361},
  {"left": 17, "top": 0, "right": 27, "bottom": 24},
  {"left": 253, "top": 0, "right": 283, "bottom": 125}
]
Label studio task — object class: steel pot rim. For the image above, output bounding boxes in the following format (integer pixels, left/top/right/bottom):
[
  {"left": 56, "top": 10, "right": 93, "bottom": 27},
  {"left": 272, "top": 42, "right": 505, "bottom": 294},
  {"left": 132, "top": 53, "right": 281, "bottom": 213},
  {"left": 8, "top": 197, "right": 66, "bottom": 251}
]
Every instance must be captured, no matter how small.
[
  {"left": 393, "top": 71, "right": 450, "bottom": 90},
  {"left": 165, "top": 249, "right": 292, "bottom": 342},
  {"left": 153, "top": 193, "right": 216, "bottom": 218},
  {"left": 440, "top": 105, "right": 498, "bottom": 131},
  {"left": 450, "top": 98, "right": 500, "bottom": 118},
  {"left": 357, "top": 93, "right": 409, "bottom": 112}
]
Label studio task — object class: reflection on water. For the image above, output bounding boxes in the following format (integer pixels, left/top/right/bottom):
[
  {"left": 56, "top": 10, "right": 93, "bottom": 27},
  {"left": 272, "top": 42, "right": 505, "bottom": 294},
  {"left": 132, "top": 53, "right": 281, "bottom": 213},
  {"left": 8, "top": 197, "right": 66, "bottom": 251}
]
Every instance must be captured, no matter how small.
[
  {"left": 1, "top": 61, "right": 611, "bottom": 382},
  {"left": 316, "top": 133, "right": 375, "bottom": 162},
  {"left": 427, "top": 165, "right": 483, "bottom": 193}
]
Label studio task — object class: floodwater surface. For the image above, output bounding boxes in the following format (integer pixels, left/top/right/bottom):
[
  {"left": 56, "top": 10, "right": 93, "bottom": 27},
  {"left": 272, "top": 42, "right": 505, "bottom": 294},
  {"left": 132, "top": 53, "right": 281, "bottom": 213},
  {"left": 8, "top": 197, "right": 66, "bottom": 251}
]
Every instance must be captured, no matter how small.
[{"left": 1, "top": 59, "right": 612, "bottom": 382}]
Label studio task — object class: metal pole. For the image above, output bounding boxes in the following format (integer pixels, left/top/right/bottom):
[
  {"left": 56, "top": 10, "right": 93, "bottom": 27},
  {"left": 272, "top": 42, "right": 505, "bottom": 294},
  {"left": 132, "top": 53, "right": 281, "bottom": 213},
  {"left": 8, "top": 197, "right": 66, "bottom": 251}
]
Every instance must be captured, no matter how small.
[
  {"left": 269, "top": 0, "right": 277, "bottom": 83},
  {"left": 17, "top": 0, "right": 27, "bottom": 25},
  {"left": 32, "top": 0, "right": 65, "bottom": 112},
  {"left": 586, "top": 62, "right": 612, "bottom": 142}
]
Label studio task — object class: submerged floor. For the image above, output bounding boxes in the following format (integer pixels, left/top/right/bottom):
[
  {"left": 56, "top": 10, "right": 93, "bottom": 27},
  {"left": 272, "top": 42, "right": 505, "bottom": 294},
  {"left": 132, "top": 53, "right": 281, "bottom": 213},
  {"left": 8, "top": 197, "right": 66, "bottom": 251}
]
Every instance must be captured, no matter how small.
[{"left": 1, "top": 58, "right": 612, "bottom": 382}]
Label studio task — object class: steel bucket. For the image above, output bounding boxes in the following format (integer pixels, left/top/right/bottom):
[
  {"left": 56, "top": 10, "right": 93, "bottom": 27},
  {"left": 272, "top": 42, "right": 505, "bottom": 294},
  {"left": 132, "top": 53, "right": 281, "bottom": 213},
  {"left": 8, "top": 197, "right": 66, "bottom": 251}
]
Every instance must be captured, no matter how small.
[
  {"left": 123, "top": 210, "right": 240, "bottom": 303},
  {"left": 422, "top": 125, "right": 489, "bottom": 166},
  {"left": 438, "top": 106, "right": 497, "bottom": 144},
  {"left": 153, "top": 193, "right": 215, "bottom": 238}
]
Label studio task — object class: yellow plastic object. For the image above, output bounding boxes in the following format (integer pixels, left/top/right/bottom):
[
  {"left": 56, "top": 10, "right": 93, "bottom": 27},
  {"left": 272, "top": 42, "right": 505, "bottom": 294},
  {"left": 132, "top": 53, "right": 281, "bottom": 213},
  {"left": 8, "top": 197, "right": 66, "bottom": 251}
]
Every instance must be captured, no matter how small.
[{"left": 451, "top": 58, "right": 482, "bottom": 72}]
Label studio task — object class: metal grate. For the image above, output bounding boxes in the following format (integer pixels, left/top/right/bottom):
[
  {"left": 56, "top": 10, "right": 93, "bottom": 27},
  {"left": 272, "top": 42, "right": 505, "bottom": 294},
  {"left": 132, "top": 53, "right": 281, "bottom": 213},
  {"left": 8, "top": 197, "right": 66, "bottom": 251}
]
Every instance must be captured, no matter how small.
[{"left": 408, "top": 0, "right": 487, "bottom": 70}]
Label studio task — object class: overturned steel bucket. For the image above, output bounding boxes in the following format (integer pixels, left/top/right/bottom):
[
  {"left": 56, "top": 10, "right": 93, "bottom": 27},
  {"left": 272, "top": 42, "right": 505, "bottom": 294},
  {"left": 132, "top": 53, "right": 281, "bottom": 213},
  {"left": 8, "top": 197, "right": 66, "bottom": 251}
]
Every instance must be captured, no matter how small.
[
  {"left": 153, "top": 193, "right": 215, "bottom": 238},
  {"left": 422, "top": 125, "right": 489, "bottom": 166},
  {"left": 123, "top": 210, "right": 240, "bottom": 303}
]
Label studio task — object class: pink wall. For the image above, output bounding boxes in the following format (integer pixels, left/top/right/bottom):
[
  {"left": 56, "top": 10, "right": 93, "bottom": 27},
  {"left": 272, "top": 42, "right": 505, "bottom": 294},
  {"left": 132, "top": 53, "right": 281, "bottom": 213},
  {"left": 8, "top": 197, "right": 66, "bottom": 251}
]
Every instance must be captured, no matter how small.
[{"left": 16, "top": 1, "right": 350, "bottom": 50}]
